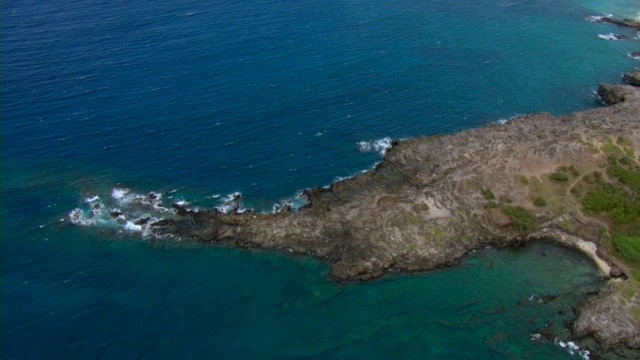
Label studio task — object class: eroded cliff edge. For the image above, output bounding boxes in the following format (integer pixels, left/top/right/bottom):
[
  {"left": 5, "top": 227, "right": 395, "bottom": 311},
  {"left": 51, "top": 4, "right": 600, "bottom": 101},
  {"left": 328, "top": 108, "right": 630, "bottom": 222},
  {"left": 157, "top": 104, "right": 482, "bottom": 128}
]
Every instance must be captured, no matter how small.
[{"left": 146, "top": 81, "right": 640, "bottom": 351}]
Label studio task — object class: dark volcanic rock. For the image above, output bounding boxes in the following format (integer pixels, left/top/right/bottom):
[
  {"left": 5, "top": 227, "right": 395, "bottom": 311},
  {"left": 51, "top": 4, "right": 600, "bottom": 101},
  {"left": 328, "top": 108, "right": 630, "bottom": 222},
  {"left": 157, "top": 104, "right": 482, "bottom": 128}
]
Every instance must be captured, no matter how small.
[
  {"left": 533, "top": 320, "right": 555, "bottom": 341},
  {"left": 623, "top": 69, "right": 640, "bottom": 87},
  {"left": 600, "top": 17, "right": 640, "bottom": 31},
  {"left": 573, "top": 281, "right": 640, "bottom": 350},
  {"left": 144, "top": 83, "right": 640, "bottom": 352},
  {"left": 598, "top": 83, "right": 633, "bottom": 105},
  {"left": 148, "top": 84, "right": 640, "bottom": 284},
  {"left": 133, "top": 217, "right": 150, "bottom": 226},
  {"left": 539, "top": 295, "right": 558, "bottom": 304}
]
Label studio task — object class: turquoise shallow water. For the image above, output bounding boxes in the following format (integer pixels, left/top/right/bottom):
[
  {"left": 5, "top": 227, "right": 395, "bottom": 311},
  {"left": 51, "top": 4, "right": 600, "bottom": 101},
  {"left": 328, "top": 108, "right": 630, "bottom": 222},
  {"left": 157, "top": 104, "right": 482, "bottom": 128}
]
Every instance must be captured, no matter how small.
[{"left": 2, "top": 0, "right": 639, "bottom": 358}]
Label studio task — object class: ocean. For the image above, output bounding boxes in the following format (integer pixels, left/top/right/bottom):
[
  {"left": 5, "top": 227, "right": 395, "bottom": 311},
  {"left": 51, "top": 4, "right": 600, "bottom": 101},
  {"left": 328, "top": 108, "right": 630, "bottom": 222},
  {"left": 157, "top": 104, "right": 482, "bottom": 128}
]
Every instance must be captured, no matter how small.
[{"left": 2, "top": 0, "right": 639, "bottom": 358}]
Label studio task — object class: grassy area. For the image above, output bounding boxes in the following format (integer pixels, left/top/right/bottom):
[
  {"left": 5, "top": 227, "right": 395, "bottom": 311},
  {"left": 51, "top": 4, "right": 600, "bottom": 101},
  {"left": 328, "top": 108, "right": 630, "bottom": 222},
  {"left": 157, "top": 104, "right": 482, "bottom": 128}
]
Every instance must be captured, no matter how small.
[
  {"left": 614, "top": 234, "right": 640, "bottom": 263},
  {"left": 527, "top": 167, "right": 580, "bottom": 216},
  {"left": 581, "top": 180, "right": 640, "bottom": 224},
  {"left": 515, "top": 174, "right": 529, "bottom": 185},
  {"left": 577, "top": 154, "right": 640, "bottom": 274},
  {"left": 501, "top": 205, "right": 538, "bottom": 233},
  {"left": 481, "top": 188, "right": 495, "bottom": 200},
  {"left": 608, "top": 165, "right": 640, "bottom": 193},
  {"left": 617, "top": 136, "right": 630, "bottom": 147},
  {"left": 549, "top": 172, "right": 569, "bottom": 181},
  {"left": 533, "top": 196, "right": 547, "bottom": 207}
]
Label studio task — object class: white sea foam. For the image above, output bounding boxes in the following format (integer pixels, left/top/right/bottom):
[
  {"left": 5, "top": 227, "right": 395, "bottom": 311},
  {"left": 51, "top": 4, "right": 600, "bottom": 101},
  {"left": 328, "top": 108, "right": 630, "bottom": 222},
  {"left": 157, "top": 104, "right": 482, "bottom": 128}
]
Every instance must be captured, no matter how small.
[
  {"left": 357, "top": 137, "right": 392, "bottom": 155},
  {"left": 70, "top": 186, "right": 180, "bottom": 237},
  {"left": 270, "top": 191, "right": 309, "bottom": 213},
  {"left": 69, "top": 206, "right": 113, "bottom": 228},
  {"left": 630, "top": 52, "right": 640, "bottom": 60},
  {"left": 124, "top": 221, "right": 143, "bottom": 232},
  {"left": 494, "top": 114, "right": 523, "bottom": 124},
  {"left": 111, "top": 187, "right": 129, "bottom": 200},
  {"left": 585, "top": 13, "right": 612, "bottom": 22},
  {"left": 598, "top": 33, "right": 627, "bottom": 40},
  {"left": 554, "top": 339, "right": 590, "bottom": 360},
  {"left": 214, "top": 192, "right": 244, "bottom": 214}
]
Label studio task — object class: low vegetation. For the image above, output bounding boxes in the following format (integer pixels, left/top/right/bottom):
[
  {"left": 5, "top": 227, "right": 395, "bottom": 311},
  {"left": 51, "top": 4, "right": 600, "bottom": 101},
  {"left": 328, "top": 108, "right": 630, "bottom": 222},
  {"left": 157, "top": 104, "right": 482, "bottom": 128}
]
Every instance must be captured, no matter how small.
[
  {"left": 608, "top": 165, "right": 640, "bottom": 193},
  {"left": 577, "top": 150, "right": 640, "bottom": 271},
  {"left": 481, "top": 188, "right": 495, "bottom": 200},
  {"left": 549, "top": 172, "right": 569, "bottom": 181},
  {"left": 581, "top": 180, "right": 639, "bottom": 224},
  {"left": 533, "top": 197, "right": 547, "bottom": 207},
  {"left": 501, "top": 205, "right": 538, "bottom": 233},
  {"left": 614, "top": 234, "right": 640, "bottom": 263},
  {"left": 516, "top": 174, "right": 529, "bottom": 185}
]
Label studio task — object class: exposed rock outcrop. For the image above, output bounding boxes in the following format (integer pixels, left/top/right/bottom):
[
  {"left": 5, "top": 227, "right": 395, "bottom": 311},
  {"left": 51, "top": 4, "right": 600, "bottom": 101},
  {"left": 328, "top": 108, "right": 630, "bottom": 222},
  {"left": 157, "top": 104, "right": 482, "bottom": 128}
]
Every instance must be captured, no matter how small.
[
  {"left": 623, "top": 69, "right": 640, "bottom": 87},
  {"left": 142, "top": 83, "right": 640, "bottom": 353},
  {"left": 573, "top": 280, "right": 640, "bottom": 350},
  {"left": 600, "top": 17, "right": 640, "bottom": 31},
  {"left": 149, "top": 84, "right": 640, "bottom": 281}
]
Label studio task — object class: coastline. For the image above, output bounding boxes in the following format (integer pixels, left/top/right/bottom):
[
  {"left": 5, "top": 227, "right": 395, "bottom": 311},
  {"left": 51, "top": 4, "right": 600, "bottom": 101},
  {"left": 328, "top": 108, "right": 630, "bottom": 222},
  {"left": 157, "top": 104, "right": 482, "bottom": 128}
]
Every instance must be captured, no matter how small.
[
  {"left": 143, "top": 79, "right": 640, "bottom": 353},
  {"left": 65, "top": 14, "right": 640, "bottom": 356}
]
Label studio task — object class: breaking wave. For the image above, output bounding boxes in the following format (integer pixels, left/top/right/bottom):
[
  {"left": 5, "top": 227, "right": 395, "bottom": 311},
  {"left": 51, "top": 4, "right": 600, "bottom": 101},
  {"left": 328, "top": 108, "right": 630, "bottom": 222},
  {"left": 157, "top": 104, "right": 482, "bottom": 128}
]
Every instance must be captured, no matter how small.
[
  {"left": 585, "top": 13, "right": 613, "bottom": 22},
  {"left": 68, "top": 187, "right": 255, "bottom": 236},
  {"left": 357, "top": 137, "right": 392, "bottom": 155},
  {"left": 555, "top": 339, "right": 590, "bottom": 360},
  {"left": 494, "top": 114, "right": 523, "bottom": 124},
  {"left": 597, "top": 33, "right": 628, "bottom": 40},
  {"left": 69, "top": 184, "right": 316, "bottom": 236}
]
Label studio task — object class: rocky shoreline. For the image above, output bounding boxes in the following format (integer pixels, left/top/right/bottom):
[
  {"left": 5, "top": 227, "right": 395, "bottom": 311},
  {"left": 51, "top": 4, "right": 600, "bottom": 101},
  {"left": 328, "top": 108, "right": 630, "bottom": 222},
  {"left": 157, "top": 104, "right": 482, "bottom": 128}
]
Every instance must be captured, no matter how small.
[
  {"left": 86, "top": 15, "right": 640, "bottom": 356},
  {"left": 598, "top": 16, "right": 640, "bottom": 31},
  {"left": 144, "top": 77, "right": 640, "bottom": 353}
]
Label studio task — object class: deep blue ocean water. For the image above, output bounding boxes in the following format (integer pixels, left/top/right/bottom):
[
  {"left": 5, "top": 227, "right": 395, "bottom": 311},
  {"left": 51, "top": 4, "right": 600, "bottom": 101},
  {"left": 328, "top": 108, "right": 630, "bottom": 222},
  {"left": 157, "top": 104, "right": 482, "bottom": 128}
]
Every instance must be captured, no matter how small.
[{"left": 2, "top": 0, "right": 639, "bottom": 358}]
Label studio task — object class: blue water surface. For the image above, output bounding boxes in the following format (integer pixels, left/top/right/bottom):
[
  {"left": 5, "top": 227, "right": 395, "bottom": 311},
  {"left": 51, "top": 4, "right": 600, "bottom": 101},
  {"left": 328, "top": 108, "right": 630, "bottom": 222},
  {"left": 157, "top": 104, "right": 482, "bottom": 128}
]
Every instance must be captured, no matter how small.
[{"left": 3, "top": 0, "right": 639, "bottom": 358}]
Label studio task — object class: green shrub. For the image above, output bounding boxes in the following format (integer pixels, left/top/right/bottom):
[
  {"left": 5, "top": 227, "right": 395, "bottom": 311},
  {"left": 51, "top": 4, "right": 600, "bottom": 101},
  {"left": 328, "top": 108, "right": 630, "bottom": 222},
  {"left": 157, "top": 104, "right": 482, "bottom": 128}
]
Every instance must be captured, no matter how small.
[
  {"left": 406, "top": 212, "right": 420, "bottom": 224},
  {"left": 533, "top": 197, "right": 547, "bottom": 207},
  {"left": 620, "top": 156, "right": 635, "bottom": 166},
  {"left": 516, "top": 174, "right": 529, "bottom": 185},
  {"left": 608, "top": 165, "right": 640, "bottom": 193},
  {"left": 550, "top": 172, "right": 569, "bottom": 181},
  {"left": 501, "top": 205, "right": 538, "bottom": 233},
  {"left": 570, "top": 184, "right": 583, "bottom": 198},
  {"left": 568, "top": 166, "right": 580, "bottom": 177},
  {"left": 625, "top": 147, "right": 635, "bottom": 158},
  {"left": 582, "top": 171, "right": 602, "bottom": 184},
  {"left": 602, "top": 143, "right": 624, "bottom": 155},
  {"left": 618, "top": 136, "right": 630, "bottom": 147},
  {"left": 613, "top": 234, "right": 640, "bottom": 263},
  {"left": 481, "top": 188, "right": 495, "bottom": 200},
  {"left": 581, "top": 181, "right": 640, "bottom": 224}
]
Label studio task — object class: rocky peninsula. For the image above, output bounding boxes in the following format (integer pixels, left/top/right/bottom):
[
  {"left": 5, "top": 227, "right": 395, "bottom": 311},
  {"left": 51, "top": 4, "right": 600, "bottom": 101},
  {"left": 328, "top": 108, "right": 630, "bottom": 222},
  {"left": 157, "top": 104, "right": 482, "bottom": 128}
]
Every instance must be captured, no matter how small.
[
  {"left": 82, "top": 15, "right": 634, "bottom": 355},
  {"left": 145, "top": 77, "right": 640, "bottom": 353}
]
